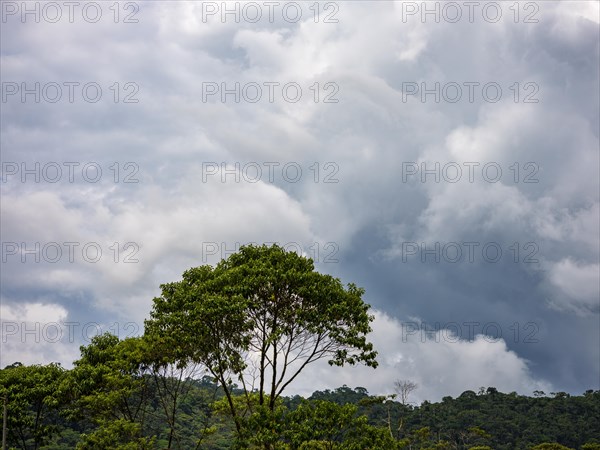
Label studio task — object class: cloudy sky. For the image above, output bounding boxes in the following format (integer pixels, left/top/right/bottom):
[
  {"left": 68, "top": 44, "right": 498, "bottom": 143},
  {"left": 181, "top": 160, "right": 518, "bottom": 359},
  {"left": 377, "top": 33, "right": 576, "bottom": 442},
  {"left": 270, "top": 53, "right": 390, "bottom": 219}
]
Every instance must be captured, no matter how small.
[{"left": 1, "top": 0, "right": 598, "bottom": 403}]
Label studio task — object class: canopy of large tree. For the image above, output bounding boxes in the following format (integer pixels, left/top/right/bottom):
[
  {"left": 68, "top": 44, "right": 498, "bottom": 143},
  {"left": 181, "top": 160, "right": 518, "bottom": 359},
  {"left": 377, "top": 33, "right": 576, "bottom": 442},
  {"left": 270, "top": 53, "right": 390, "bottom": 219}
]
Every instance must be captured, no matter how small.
[{"left": 145, "top": 244, "right": 378, "bottom": 430}]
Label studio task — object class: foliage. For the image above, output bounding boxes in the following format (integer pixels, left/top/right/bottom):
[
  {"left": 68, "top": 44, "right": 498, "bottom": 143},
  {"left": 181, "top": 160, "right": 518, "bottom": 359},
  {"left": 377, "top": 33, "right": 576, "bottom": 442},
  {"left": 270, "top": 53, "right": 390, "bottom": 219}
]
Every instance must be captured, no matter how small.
[
  {"left": 0, "top": 362, "right": 66, "bottom": 449},
  {"left": 282, "top": 399, "right": 397, "bottom": 449},
  {"left": 62, "top": 334, "right": 153, "bottom": 449},
  {"left": 145, "top": 244, "right": 378, "bottom": 438},
  {"left": 530, "top": 444, "right": 574, "bottom": 450},
  {"left": 75, "top": 419, "right": 153, "bottom": 450},
  {"left": 2, "top": 360, "right": 599, "bottom": 449}
]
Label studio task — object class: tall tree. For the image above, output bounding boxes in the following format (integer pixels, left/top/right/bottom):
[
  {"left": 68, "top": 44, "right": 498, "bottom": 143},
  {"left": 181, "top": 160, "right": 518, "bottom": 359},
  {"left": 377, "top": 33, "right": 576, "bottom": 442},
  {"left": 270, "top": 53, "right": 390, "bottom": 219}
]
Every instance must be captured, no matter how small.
[{"left": 145, "top": 244, "right": 378, "bottom": 440}]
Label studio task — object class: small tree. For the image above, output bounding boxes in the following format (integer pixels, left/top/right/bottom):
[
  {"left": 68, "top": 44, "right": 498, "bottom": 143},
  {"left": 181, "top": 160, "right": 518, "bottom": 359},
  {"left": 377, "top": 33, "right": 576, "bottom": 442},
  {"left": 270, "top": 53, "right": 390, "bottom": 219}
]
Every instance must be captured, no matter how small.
[
  {"left": 65, "top": 334, "right": 154, "bottom": 449},
  {"left": 394, "top": 379, "right": 418, "bottom": 405},
  {"left": 0, "top": 362, "right": 65, "bottom": 450}
]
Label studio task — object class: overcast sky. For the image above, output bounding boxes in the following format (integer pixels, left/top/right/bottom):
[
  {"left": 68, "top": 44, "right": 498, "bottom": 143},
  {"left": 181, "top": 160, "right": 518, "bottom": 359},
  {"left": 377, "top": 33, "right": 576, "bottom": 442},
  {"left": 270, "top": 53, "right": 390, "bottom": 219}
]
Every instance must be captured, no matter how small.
[{"left": 1, "top": 0, "right": 598, "bottom": 403}]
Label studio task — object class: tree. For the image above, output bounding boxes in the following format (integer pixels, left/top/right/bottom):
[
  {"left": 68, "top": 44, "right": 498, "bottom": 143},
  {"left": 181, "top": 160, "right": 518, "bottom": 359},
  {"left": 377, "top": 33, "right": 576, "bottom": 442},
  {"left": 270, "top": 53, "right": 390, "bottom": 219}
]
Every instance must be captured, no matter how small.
[
  {"left": 0, "top": 362, "right": 65, "bottom": 450},
  {"left": 65, "top": 334, "right": 154, "bottom": 449},
  {"left": 145, "top": 244, "right": 378, "bottom": 441},
  {"left": 283, "top": 400, "right": 397, "bottom": 449},
  {"left": 141, "top": 332, "right": 212, "bottom": 450},
  {"left": 284, "top": 399, "right": 358, "bottom": 447},
  {"left": 394, "top": 380, "right": 418, "bottom": 405}
]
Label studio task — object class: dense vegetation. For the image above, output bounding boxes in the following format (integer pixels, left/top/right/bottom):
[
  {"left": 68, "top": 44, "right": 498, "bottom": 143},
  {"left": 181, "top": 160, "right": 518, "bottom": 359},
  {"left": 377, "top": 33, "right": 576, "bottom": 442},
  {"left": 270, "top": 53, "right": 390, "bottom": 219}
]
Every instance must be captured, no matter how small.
[
  {"left": 1, "top": 360, "right": 599, "bottom": 449},
  {"left": 1, "top": 245, "right": 599, "bottom": 449}
]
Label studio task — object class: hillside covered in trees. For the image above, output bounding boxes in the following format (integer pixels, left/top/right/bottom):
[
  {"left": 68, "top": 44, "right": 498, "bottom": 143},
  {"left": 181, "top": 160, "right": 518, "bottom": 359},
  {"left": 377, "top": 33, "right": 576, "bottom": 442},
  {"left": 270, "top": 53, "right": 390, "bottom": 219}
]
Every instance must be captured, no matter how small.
[
  {"left": 1, "top": 358, "right": 599, "bottom": 449},
  {"left": 2, "top": 245, "right": 599, "bottom": 449}
]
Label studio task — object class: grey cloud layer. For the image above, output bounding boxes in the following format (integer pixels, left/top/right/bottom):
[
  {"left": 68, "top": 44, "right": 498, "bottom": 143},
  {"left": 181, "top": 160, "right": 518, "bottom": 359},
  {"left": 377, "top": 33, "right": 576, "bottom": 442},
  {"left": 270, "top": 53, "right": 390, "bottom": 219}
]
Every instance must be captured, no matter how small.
[{"left": 1, "top": 1, "right": 598, "bottom": 401}]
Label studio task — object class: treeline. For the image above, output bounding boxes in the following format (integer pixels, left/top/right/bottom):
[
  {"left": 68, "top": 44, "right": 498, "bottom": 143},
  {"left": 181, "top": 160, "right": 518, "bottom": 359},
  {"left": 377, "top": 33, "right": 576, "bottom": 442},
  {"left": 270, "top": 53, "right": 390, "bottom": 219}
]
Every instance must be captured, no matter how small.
[{"left": 1, "top": 348, "right": 599, "bottom": 449}]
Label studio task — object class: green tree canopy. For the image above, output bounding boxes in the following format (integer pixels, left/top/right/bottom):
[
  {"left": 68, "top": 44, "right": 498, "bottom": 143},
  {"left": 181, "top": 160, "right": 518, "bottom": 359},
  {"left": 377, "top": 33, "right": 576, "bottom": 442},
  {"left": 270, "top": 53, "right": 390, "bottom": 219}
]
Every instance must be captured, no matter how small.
[
  {"left": 0, "top": 362, "right": 65, "bottom": 449},
  {"left": 145, "top": 244, "right": 378, "bottom": 437},
  {"left": 64, "top": 334, "right": 154, "bottom": 449}
]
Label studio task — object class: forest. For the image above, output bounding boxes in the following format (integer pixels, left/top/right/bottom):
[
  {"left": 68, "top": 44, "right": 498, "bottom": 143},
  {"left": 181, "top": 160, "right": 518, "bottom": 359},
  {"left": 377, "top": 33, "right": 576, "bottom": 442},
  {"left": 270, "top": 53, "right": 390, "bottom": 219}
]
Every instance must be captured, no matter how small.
[
  {"left": 1, "top": 245, "right": 599, "bottom": 449},
  {"left": 2, "top": 358, "right": 599, "bottom": 449}
]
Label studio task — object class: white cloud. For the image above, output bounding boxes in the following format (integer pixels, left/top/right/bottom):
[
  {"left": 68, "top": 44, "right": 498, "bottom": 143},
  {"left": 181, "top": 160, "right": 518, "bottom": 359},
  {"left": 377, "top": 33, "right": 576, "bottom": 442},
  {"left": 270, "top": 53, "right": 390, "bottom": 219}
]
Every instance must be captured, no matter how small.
[
  {"left": 0, "top": 167, "right": 315, "bottom": 319},
  {"left": 0, "top": 301, "right": 78, "bottom": 368},
  {"left": 1, "top": 301, "right": 67, "bottom": 323},
  {"left": 547, "top": 259, "right": 600, "bottom": 313},
  {"left": 287, "top": 311, "right": 552, "bottom": 402}
]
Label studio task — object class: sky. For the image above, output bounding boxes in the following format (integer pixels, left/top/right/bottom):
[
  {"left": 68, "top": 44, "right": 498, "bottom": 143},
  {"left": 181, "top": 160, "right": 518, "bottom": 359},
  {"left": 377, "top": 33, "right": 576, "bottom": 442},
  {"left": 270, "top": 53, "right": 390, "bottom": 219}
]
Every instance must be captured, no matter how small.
[{"left": 1, "top": 0, "right": 599, "bottom": 404}]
